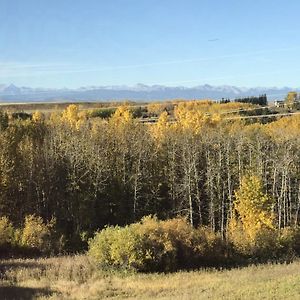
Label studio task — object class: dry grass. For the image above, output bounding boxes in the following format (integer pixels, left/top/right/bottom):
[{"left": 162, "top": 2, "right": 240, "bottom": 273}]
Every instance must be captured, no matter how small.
[
  {"left": 0, "top": 255, "right": 299, "bottom": 299},
  {"left": 0, "top": 101, "right": 145, "bottom": 114}
]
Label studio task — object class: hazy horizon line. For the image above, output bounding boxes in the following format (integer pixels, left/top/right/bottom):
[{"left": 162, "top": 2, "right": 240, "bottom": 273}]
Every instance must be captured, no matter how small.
[{"left": 1, "top": 82, "right": 298, "bottom": 90}]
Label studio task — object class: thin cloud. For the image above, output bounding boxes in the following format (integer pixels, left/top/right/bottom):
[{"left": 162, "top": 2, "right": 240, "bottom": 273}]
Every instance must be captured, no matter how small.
[
  {"left": 1, "top": 46, "right": 300, "bottom": 78},
  {"left": 0, "top": 62, "right": 70, "bottom": 70}
]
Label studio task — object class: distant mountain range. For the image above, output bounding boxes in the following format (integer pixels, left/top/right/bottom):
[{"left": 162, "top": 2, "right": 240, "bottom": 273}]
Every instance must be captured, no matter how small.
[{"left": 0, "top": 83, "right": 296, "bottom": 102}]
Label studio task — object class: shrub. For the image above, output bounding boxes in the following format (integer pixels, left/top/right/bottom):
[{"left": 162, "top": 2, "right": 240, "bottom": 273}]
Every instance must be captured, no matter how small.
[
  {"left": 11, "top": 112, "right": 32, "bottom": 120},
  {"left": 192, "top": 226, "right": 226, "bottom": 266},
  {"left": 0, "top": 216, "right": 14, "bottom": 248},
  {"left": 88, "top": 225, "right": 144, "bottom": 270},
  {"left": 277, "top": 227, "right": 300, "bottom": 258},
  {"left": 133, "top": 216, "right": 183, "bottom": 272},
  {"left": 89, "top": 108, "right": 116, "bottom": 119},
  {"left": 88, "top": 226, "right": 115, "bottom": 267},
  {"left": 227, "top": 218, "right": 250, "bottom": 255},
  {"left": 252, "top": 229, "right": 279, "bottom": 260},
  {"left": 88, "top": 216, "right": 226, "bottom": 272},
  {"left": 228, "top": 217, "right": 278, "bottom": 260},
  {"left": 20, "top": 215, "right": 55, "bottom": 253}
]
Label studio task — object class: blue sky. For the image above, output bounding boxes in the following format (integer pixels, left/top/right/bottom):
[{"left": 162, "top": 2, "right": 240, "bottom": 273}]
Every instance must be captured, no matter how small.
[{"left": 1, "top": 0, "right": 300, "bottom": 88}]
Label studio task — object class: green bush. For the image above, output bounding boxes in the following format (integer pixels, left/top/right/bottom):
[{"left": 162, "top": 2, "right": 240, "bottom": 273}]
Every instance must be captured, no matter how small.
[
  {"left": 88, "top": 216, "right": 226, "bottom": 272},
  {"left": 89, "top": 108, "right": 116, "bottom": 119},
  {"left": 88, "top": 225, "right": 144, "bottom": 270}
]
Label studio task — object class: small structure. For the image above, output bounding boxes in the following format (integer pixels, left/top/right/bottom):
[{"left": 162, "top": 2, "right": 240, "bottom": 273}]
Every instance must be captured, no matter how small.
[{"left": 274, "top": 100, "right": 284, "bottom": 108}]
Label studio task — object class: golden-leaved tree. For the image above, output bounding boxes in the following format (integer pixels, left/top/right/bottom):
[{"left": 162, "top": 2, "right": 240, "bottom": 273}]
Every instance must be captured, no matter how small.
[{"left": 229, "top": 175, "right": 275, "bottom": 253}]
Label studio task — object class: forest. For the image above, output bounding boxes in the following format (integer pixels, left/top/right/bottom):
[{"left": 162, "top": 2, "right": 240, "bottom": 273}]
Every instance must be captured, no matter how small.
[{"left": 0, "top": 100, "right": 300, "bottom": 269}]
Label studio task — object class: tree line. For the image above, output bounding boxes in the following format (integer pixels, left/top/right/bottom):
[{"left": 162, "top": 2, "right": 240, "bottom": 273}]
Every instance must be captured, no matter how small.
[
  {"left": 0, "top": 101, "right": 299, "bottom": 251},
  {"left": 220, "top": 94, "right": 267, "bottom": 106}
]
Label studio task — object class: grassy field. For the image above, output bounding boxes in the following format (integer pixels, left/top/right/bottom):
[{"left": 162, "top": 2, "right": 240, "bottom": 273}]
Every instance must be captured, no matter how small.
[
  {"left": 0, "top": 101, "right": 145, "bottom": 115},
  {"left": 0, "top": 256, "right": 299, "bottom": 299}
]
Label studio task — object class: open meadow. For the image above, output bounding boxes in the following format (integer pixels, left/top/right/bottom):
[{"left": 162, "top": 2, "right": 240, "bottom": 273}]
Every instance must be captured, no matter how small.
[{"left": 0, "top": 255, "right": 299, "bottom": 300}]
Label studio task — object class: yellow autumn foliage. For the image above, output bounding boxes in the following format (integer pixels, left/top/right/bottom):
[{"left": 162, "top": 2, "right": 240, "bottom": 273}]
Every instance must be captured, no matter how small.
[
  {"left": 109, "top": 105, "right": 134, "bottom": 129},
  {"left": 265, "top": 114, "right": 300, "bottom": 141},
  {"left": 20, "top": 215, "right": 55, "bottom": 252},
  {"left": 89, "top": 216, "right": 225, "bottom": 272},
  {"left": 150, "top": 111, "right": 170, "bottom": 142},
  {"left": 229, "top": 175, "right": 275, "bottom": 254},
  {"left": 32, "top": 111, "right": 45, "bottom": 123},
  {"left": 61, "top": 104, "right": 86, "bottom": 129},
  {"left": 174, "top": 104, "right": 221, "bottom": 134}
]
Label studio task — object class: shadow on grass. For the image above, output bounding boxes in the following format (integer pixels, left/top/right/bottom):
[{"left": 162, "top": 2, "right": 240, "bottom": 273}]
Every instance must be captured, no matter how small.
[
  {"left": 0, "top": 261, "right": 47, "bottom": 280},
  {"left": 0, "top": 285, "right": 53, "bottom": 300}
]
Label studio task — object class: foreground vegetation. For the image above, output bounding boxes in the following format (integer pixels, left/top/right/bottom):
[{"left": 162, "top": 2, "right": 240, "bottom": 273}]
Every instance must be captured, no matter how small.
[
  {"left": 0, "top": 100, "right": 299, "bottom": 251},
  {"left": 0, "top": 255, "right": 299, "bottom": 299},
  {"left": 0, "top": 99, "right": 299, "bottom": 261}
]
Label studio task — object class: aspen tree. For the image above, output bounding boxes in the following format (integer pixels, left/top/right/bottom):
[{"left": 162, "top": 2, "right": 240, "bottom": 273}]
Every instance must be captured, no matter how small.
[{"left": 231, "top": 175, "right": 274, "bottom": 243}]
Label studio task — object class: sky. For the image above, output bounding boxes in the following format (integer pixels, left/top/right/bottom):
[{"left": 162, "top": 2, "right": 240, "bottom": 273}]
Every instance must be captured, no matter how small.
[{"left": 1, "top": 0, "right": 300, "bottom": 88}]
